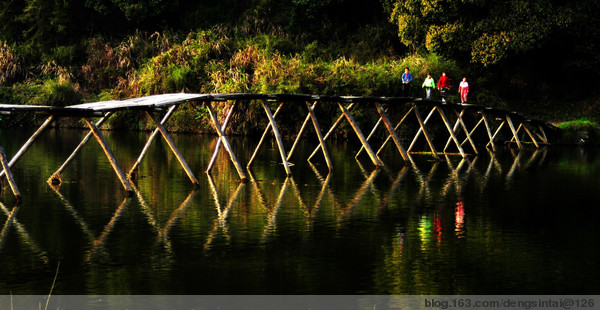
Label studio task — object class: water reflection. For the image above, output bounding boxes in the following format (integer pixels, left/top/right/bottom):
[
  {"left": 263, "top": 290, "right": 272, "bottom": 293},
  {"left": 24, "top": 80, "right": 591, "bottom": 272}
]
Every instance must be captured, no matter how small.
[{"left": 2, "top": 137, "right": 599, "bottom": 294}]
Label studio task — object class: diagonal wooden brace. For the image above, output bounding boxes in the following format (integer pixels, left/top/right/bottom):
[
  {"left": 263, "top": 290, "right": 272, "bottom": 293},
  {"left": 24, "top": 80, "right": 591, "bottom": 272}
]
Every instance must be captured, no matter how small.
[
  {"left": 129, "top": 106, "right": 177, "bottom": 179},
  {"left": 146, "top": 111, "right": 199, "bottom": 186},
  {"left": 50, "top": 112, "right": 115, "bottom": 184},
  {"left": 83, "top": 118, "right": 133, "bottom": 193},
  {"left": 204, "top": 101, "right": 249, "bottom": 181}
]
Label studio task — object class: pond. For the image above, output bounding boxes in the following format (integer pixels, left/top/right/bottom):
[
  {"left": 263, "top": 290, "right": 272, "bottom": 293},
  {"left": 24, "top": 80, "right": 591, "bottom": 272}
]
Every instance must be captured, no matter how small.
[{"left": 0, "top": 127, "right": 599, "bottom": 295}]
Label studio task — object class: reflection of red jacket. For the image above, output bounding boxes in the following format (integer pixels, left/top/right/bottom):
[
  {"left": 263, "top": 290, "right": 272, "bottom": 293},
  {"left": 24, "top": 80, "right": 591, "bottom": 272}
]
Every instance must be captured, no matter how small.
[{"left": 437, "top": 75, "right": 450, "bottom": 89}]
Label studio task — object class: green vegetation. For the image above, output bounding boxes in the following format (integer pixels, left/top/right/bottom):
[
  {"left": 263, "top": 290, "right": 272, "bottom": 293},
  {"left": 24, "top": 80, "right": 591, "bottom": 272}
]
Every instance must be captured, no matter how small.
[{"left": 1, "top": 0, "right": 599, "bottom": 134}]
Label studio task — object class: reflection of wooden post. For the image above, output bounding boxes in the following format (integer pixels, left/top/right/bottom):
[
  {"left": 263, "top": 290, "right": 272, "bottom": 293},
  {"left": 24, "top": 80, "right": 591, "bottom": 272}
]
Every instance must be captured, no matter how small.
[
  {"left": 50, "top": 112, "right": 114, "bottom": 184},
  {"left": 207, "top": 101, "right": 237, "bottom": 173},
  {"left": 337, "top": 102, "right": 383, "bottom": 167},
  {"left": 146, "top": 112, "right": 199, "bottom": 186},
  {"left": 261, "top": 99, "right": 292, "bottom": 175},
  {"left": 305, "top": 101, "right": 333, "bottom": 171},
  {"left": 129, "top": 106, "right": 177, "bottom": 179},
  {"left": 0, "top": 146, "right": 20, "bottom": 202},
  {"left": 374, "top": 102, "right": 409, "bottom": 162},
  {"left": 84, "top": 118, "right": 133, "bottom": 193},
  {"left": 204, "top": 101, "right": 248, "bottom": 181},
  {"left": 0, "top": 115, "right": 55, "bottom": 179}
]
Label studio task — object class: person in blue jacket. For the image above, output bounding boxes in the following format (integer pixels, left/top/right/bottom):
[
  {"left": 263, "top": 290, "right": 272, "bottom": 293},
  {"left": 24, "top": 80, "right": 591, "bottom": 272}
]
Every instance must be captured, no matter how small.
[{"left": 402, "top": 67, "right": 413, "bottom": 97}]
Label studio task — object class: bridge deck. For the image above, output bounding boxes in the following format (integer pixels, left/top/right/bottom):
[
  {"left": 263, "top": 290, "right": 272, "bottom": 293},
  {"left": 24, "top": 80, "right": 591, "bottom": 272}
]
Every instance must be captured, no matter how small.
[{"left": 0, "top": 93, "right": 558, "bottom": 200}]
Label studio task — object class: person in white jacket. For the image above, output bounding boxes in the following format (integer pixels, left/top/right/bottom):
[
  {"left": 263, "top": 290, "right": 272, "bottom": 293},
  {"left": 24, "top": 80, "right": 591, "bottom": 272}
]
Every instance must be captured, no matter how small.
[{"left": 421, "top": 73, "right": 435, "bottom": 99}]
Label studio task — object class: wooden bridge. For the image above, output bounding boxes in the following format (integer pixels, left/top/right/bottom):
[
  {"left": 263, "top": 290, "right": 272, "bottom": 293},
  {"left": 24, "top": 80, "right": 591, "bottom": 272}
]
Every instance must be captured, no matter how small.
[{"left": 0, "top": 93, "right": 558, "bottom": 200}]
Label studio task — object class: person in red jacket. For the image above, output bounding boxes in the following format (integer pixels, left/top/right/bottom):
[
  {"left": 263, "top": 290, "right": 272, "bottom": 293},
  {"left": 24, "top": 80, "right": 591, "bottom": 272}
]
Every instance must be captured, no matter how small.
[
  {"left": 437, "top": 72, "right": 451, "bottom": 102},
  {"left": 458, "top": 77, "right": 469, "bottom": 104}
]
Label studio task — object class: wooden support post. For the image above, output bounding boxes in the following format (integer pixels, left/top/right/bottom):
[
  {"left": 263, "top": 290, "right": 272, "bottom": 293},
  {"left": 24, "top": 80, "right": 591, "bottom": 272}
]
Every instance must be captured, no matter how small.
[
  {"left": 307, "top": 103, "right": 356, "bottom": 162},
  {"left": 356, "top": 111, "right": 384, "bottom": 158},
  {"left": 374, "top": 102, "right": 409, "bottom": 162},
  {"left": 481, "top": 113, "right": 496, "bottom": 152},
  {"left": 460, "top": 117, "right": 484, "bottom": 147},
  {"left": 377, "top": 106, "right": 413, "bottom": 156},
  {"left": 410, "top": 105, "right": 438, "bottom": 159},
  {"left": 129, "top": 106, "right": 177, "bottom": 179},
  {"left": 248, "top": 102, "right": 284, "bottom": 169},
  {"left": 305, "top": 101, "right": 333, "bottom": 171},
  {"left": 487, "top": 120, "right": 505, "bottom": 150},
  {"left": 204, "top": 101, "right": 249, "bottom": 181},
  {"left": 288, "top": 102, "right": 315, "bottom": 161},
  {"left": 206, "top": 101, "right": 237, "bottom": 173},
  {"left": 435, "top": 106, "right": 466, "bottom": 157},
  {"left": 455, "top": 110, "right": 478, "bottom": 154},
  {"left": 521, "top": 124, "right": 540, "bottom": 148},
  {"left": 537, "top": 125, "right": 549, "bottom": 144},
  {"left": 0, "top": 115, "right": 55, "bottom": 179},
  {"left": 337, "top": 102, "right": 383, "bottom": 167},
  {"left": 83, "top": 118, "right": 133, "bottom": 194},
  {"left": 506, "top": 114, "right": 523, "bottom": 150},
  {"left": 443, "top": 112, "right": 463, "bottom": 152},
  {"left": 145, "top": 111, "right": 199, "bottom": 186},
  {"left": 261, "top": 99, "right": 292, "bottom": 175},
  {"left": 0, "top": 146, "right": 20, "bottom": 202},
  {"left": 50, "top": 112, "right": 115, "bottom": 184}
]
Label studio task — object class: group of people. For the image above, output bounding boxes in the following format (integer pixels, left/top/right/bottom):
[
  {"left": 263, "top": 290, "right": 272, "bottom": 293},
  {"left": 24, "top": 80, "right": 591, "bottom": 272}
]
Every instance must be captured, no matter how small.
[{"left": 402, "top": 67, "right": 469, "bottom": 104}]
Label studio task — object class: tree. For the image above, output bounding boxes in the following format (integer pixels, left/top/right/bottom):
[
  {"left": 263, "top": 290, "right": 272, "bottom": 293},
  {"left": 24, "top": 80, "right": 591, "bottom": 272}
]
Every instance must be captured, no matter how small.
[{"left": 390, "top": 0, "right": 571, "bottom": 66}]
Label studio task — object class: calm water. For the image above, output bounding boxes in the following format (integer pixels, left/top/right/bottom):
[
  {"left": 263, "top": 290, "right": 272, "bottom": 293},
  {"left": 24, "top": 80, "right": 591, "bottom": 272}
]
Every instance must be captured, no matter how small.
[{"left": 0, "top": 127, "right": 599, "bottom": 295}]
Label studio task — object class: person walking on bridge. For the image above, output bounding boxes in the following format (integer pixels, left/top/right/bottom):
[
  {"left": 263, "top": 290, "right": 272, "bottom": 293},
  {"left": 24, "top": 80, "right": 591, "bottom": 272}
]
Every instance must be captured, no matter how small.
[
  {"left": 402, "top": 67, "right": 413, "bottom": 97},
  {"left": 422, "top": 73, "right": 435, "bottom": 100},
  {"left": 458, "top": 77, "right": 469, "bottom": 104},
  {"left": 437, "top": 72, "right": 451, "bottom": 103}
]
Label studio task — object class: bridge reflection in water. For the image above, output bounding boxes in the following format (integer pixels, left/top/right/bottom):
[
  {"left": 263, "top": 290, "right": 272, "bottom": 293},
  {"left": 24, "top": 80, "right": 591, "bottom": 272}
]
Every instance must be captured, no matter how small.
[{"left": 0, "top": 147, "right": 548, "bottom": 265}]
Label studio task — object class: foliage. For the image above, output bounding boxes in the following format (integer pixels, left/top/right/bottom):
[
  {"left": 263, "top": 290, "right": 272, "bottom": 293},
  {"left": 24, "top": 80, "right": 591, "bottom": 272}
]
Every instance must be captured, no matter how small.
[
  {"left": 557, "top": 118, "right": 600, "bottom": 145},
  {"left": 0, "top": 41, "right": 21, "bottom": 85},
  {"left": 390, "top": 0, "right": 571, "bottom": 66}
]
